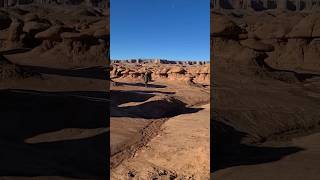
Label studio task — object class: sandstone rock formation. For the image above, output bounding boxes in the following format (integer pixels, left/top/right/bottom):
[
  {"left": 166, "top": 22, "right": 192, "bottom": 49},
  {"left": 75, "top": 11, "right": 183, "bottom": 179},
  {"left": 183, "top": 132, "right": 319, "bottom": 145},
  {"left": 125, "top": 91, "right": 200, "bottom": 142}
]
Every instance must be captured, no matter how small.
[
  {"left": 212, "top": 6, "right": 320, "bottom": 175},
  {"left": 0, "top": 0, "right": 106, "bottom": 8},
  {"left": 111, "top": 61, "right": 210, "bottom": 85},
  {"left": 212, "top": 9, "right": 320, "bottom": 75},
  {"left": 212, "top": 0, "right": 320, "bottom": 11},
  {"left": 0, "top": 5, "right": 108, "bottom": 67}
]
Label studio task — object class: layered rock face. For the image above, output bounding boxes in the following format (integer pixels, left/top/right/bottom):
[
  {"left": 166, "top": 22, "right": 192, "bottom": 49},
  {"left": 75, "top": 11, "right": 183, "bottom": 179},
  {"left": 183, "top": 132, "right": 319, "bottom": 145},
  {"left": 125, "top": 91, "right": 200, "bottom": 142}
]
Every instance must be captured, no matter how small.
[
  {"left": 212, "top": 9, "right": 320, "bottom": 78},
  {"left": 111, "top": 61, "right": 210, "bottom": 85},
  {"left": 112, "top": 59, "right": 208, "bottom": 65},
  {"left": 0, "top": 0, "right": 106, "bottom": 8},
  {"left": 212, "top": 0, "right": 320, "bottom": 11},
  {"left": 0, "top": 4, "right": 108, "bottom": 67},
  {"left": 212, "top": 8, "right": 320, "bottom": 146}
]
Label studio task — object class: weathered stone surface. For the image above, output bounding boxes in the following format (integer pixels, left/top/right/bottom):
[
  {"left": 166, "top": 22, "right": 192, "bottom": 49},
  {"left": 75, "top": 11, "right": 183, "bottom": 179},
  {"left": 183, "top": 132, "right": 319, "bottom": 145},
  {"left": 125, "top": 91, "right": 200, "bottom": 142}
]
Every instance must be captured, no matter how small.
[
  {"left": 35, "top": 26, "right": 64, "bottom": 41},
  {"left": 61, "top": 32, "right": 91, "bottom": 40},
  {"left": 212, "top": 13, "right": 243, "bottom": 38},
  {"left": 168, "top": 67, "right": 186, "bottom": 74},
  {"left": 240, "top": 39, "right": 275, "bottom": 52},
  {"left": 23, "top": 21, "right": 51, "bottom": 35},
  {"left": 24, "top": 13, "right": 39, "bottom": 22},
  {"left": 7, "top": 18, "right": 23, "bottom": 42},
  {"left": 287, "top": 14, "right": 318, "bottom": 38}
]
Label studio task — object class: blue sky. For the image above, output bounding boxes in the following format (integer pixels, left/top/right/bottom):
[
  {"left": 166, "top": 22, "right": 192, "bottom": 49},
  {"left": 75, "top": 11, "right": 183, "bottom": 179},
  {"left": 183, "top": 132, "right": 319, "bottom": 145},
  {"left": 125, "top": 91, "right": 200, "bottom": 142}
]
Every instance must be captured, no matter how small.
[{"left": 110, "top": 0, "right": 209, "bottom": 61}]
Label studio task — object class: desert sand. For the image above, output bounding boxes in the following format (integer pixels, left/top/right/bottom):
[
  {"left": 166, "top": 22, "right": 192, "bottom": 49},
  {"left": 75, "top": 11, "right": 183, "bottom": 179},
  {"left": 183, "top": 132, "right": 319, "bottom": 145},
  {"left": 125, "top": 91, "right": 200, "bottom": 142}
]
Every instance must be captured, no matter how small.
[
  {"left": 110, "top": 61, "right": 210, "bottom": 179},
  {"left": 212, "top": 4, "right": 320, "bottom": 179},
  {"left": 0, "top": 3, "right": 108, "bottom": 180}
]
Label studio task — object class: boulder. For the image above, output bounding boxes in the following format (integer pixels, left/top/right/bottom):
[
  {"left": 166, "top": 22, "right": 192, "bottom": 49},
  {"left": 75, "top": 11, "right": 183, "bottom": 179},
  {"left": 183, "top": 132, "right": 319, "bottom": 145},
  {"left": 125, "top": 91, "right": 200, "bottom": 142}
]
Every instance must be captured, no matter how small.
[
  {"left": 7, "top": 8, "right": 29, "bottom": 16},
  {"left": 160, "top": 68, "right": 170, "bottom": 74},
  {"left": 287, "top": 14, "right": 318, "bottom": 38},
  {"left": 24, "top": 13, "right": 39, "bottom": 22},
  {"left": 254, "top": 23, "right": 290, "bottom": 39},
  {"left": 252, "top": 12, "right": 301, "bottom": 39},
  {"left": 8, "top": 18, "right": 23, "bottom": 42},
  {"left": 35, "top": 26, "right": 65, "bottom": 41},
  {"left": 240, "top": 39, "right": 274, "bottom": 52},
  {"left": 238, "top": 33, "right": 248, "bottom": 40},
  {"left": 266, "top": 39, "right": 307, "bottom": 71},
  {"left": 187, "top": 67, "right": 200, "bottom": 74},
  {"left": 212, "top": 13, "right": 243, "bottom": 38},
  {"left": 23, "top": 21, "right": 50, "bottom": 35},
  {"left": 213, "top": 38, "right": 259, "bottom": 69},
  {"left": 168, "top": 67, "right": 186, "bottom": 74},
  {"left": 61, "top": 32, "right": 91, "bottom": 40}
]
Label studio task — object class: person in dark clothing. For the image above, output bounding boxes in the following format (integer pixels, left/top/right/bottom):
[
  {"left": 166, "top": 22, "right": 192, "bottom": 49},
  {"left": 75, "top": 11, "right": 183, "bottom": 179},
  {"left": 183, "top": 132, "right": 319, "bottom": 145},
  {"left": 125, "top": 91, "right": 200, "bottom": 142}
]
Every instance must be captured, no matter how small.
[{"left": 144, "top": 70, "right": 152, "bottom": 87}]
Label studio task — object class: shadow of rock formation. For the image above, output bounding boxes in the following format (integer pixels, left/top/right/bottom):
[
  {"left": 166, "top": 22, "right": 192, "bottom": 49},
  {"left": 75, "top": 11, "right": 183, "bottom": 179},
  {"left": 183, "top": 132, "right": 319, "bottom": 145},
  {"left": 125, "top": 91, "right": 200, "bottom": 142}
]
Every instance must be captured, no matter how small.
[
  {"left": 111, "top": 90, "right": 202, "bottom": 119},
  {"left": 0, "top": 89, "right": 109, "bottom": 179},
  {"left": 211, "top": 116, "right": 304, "bottom": 172},
  {"left": 115, "top": 82, "right": 167, "bottom": 89}
]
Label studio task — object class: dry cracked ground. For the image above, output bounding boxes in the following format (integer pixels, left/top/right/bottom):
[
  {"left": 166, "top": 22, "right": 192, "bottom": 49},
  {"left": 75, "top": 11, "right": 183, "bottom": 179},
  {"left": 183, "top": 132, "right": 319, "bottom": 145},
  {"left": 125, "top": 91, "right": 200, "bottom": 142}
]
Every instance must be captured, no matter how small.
[
  {"left": 0, "top": 4, "right": 109, "bottom": 180},
  {"left": 211, "top": 8, "right": 320, "bottom": 180},
  {"left": 110, "top": 62, "right": 210, "bottom": 179}
]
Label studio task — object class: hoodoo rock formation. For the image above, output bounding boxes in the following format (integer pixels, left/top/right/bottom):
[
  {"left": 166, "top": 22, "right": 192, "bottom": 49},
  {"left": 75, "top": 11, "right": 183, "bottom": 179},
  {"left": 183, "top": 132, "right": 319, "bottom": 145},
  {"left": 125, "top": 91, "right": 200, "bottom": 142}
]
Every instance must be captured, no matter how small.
[
  {"left": 0, "top": 0, "right": 106, "bottom": 8},
  {"left": 212, "top": 3, "right": 320, "bottom": 179},
  {"left": 0, "top": 1, "right": 109, "bottom": 179},
  {"left": 110, "top": 60, "right": 210, "bottom": 86},
  {"left": 0, "top": 4, "right": 108, "bottom": 68},
  {"left": 212, "top": 9, "right": 320, "bottom": 75},
  {"left": 212, "top": 0, "right": 320, "bottom": 11}
]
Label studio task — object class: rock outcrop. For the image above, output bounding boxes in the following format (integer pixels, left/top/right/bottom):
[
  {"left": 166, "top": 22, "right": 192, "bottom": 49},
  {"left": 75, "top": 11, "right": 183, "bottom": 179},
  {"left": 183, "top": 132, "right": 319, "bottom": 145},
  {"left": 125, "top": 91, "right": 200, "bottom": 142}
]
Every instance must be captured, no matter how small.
[
  {"left": 212, "top": 0, "right": 320, "bottom": 11},
  {"left": 0, "top": 5, "right": 108, "bottom": 67},
  {"left": 212, "top": 9, "right": 320, "bottom": 77},
  {"left": 111, "top": 62, "right": 210, "bottom": 85}
]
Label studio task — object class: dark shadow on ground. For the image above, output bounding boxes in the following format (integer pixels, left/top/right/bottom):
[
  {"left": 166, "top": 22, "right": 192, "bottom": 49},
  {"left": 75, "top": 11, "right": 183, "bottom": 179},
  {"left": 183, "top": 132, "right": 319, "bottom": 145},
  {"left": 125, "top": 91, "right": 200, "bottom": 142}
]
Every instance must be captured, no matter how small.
[
  {"left": 0, "top": 49, "right": 32, "bottom": 55},
  {"left": 111, "top": 90, "right": 156, "bottom": 107},
  {"left": 20, "top": 65, "right": 108, "bottom": 80},
  {"left": 0, "top": 89, "right": 109, "bottom": 179},
  {"left": 2, "top": 54, "right": 109, "bottom": 80},
  {"left": 211, "top": 115, "right": 304, "bottom": 172},
  {"left": 133, "top": 90, "right": 175, "bottom": 95},
  {"left": 115, "top": 82, "right": 167, "bottom": 88},
  {"left": 110, "top": 90, "right": 202, "bottom": 119},
  {"left": 111, "top": 90, "right": 175, "bottom": 106}
]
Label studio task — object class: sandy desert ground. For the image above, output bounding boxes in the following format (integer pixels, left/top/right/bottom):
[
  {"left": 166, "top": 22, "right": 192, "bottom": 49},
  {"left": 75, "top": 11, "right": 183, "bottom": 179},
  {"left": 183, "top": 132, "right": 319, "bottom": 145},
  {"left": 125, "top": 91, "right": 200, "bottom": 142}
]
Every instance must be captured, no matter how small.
[
  {"left": 110, "top": 61, "right": 210, "bottom": 179},
  {"left": 0, "top": 4, "right": 108, "bottom": 180},
  {"left": 212, "top": 7, "right": 320, "bottom": 179}
]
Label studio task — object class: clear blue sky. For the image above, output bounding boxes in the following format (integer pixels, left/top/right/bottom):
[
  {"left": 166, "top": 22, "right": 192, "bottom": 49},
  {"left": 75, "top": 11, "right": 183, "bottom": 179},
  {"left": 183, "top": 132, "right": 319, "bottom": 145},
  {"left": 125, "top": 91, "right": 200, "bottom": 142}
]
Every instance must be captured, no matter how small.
[{"left": 110, "top": 0, "right": 209, "bottom": 61}]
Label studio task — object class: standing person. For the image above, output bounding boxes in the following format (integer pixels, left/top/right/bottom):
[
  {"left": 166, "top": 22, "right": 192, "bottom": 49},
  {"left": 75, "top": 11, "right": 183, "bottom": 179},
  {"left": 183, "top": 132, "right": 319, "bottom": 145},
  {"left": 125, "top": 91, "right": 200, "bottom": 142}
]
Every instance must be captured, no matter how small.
[{"left": 144, "top": 70, "right": 152, "bottom": 88}]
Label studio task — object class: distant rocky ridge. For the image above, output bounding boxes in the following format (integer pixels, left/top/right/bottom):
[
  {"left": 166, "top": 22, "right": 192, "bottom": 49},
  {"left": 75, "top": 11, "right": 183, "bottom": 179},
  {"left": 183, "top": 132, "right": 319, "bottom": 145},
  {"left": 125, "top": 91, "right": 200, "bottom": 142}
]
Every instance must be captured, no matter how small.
[
  {"left": 212, "top": 0, "right": 320, "bottom": 11},
  {"left": 111, "top": 59, "right": 209, "bottom": 66},
  {"left": 0, "top": 0, "right": 106, "bottom": 8},
  {"left": 111, "top": 61, "right": 210, "bottom": 85}
]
